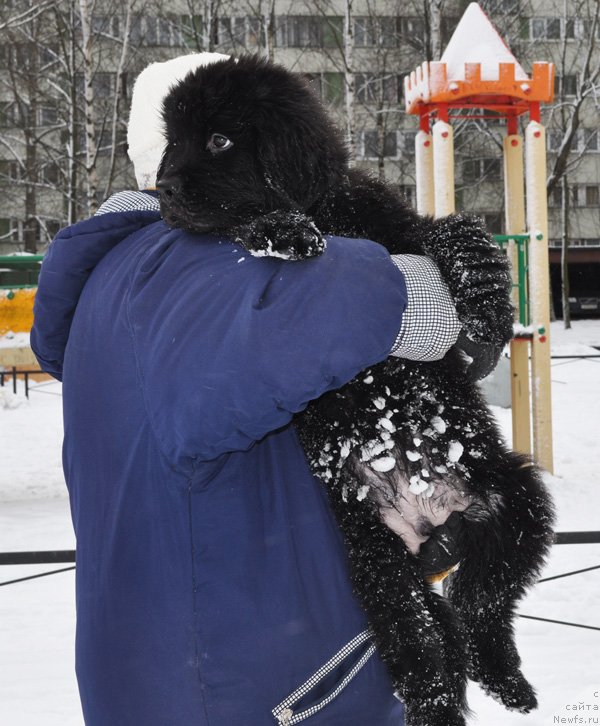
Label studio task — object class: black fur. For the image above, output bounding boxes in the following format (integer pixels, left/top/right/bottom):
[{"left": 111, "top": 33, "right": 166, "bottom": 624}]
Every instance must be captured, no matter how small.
[{"left": 159, "top": 55, "right": 555, "bottom": 726}]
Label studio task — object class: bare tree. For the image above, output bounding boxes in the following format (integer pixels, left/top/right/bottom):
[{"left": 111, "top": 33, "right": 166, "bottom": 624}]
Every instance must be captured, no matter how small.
[
  {"left": 104, "top": 1, "right": 134, "bottom": 198},
  {"left": 424, "top": 0, "right": 446, "bottom": 61},
  {"left": 520, "top": 0, "right": 600, "bottom": 323},
  {"left": 560, "top": 173, "right": 572, "bottom": 326},
  {"left": 0, "top": 0, "right": 151, "bottom": 246},
  {"left": 79, "top": 0, "right": 100, "bottom": 215},
  {"left": 0, "top": 0, "right": 55, "bottom": 31},
  {"left": 0, "top": 4, "right": 51, "bottom": 251},
  {"left": 545, "top": 0, "right": 600, "bottom": 196}
]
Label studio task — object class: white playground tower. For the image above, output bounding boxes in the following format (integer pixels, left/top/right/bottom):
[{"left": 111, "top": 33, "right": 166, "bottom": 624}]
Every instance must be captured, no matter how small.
[{"left": 404, "top": 2, "right": 555, "bottom": 473}]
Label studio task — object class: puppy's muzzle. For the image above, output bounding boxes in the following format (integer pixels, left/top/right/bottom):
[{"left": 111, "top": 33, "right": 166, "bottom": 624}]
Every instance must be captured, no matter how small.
[{"left": 157, "top": 175, "right": 183, "bottom": 200}]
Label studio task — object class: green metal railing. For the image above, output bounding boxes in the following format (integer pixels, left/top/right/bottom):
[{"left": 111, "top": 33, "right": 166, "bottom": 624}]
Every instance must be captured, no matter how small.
[
  {"left": 0, "top": 255, "right": 44, "bottom": 290},
  {"left": 493, "top": 233, "right": 538, "bottom": 327}
]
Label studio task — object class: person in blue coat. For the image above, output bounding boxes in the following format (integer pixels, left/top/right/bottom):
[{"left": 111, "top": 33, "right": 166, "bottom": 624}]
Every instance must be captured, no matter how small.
[{"left": 31, "top": 55, "right": 470, "bottom": 726}]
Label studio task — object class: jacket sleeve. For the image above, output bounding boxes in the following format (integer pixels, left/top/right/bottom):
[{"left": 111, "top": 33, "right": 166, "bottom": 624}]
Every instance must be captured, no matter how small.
[
  {"left": 130, "top": 234, "right": 408, "bottom": 465},
  {"left": 31, "top": 211, "right": 161, "bottom": 380}
]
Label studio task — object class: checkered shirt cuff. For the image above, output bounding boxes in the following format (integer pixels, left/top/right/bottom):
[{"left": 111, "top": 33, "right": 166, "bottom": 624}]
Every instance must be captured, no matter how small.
[
  {"left": 96, "top": 190, "right": 160, "bottom": 215},
  {"left": 390, "top": 254, "right": 461, "bottom": 361}
]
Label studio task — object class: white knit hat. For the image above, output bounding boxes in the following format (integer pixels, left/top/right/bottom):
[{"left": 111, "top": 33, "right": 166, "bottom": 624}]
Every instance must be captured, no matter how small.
[{"left": 127, "top": 52, "right": 230, "bottom": 190}]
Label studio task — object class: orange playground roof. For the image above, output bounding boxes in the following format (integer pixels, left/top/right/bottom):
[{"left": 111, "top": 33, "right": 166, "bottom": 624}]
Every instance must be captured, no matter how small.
[{"left": 404, "top": 3, "right": 554, "bottom": 116}]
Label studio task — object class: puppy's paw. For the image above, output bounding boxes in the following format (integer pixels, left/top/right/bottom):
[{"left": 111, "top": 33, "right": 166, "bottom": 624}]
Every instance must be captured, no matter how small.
[
  {"left": 234, "top": 211, "right": 326, "bottom": 261},
  {"left": 405, "top": 702, "right": 467, "bottom": 726},
  {"left": 472, "top": 666, "right": 538, "bottom": 713},
  {"left": 425, "top": 214, "right": 514, "bottom": 349}
]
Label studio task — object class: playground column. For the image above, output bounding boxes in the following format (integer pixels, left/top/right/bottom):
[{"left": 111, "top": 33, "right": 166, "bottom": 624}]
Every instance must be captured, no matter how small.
[
  {"left": 503, "top": 131, "right": 532, "bottom": 456},
  {"left": 432, "top": 115, "right": 455, "bottom": 217},
  {"left": 525, "top": 119, "right": 554, "bottom": 472},
  {"left": 415, "top": 129, "right": 435, "bottom": 216}
]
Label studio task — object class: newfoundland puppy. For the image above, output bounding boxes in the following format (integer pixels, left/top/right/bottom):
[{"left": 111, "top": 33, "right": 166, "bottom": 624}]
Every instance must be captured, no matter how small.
[{"left": 157, "top": 55, "right": 554, "bottom": 726}]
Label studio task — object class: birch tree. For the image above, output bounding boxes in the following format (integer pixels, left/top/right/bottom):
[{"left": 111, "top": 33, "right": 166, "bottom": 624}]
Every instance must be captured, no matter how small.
[
  {"left": 104, "top": 0, "right": 134, "bottom": 198},
  {"left": 78, "top": 0, "right": 100, "bottom": 215}
]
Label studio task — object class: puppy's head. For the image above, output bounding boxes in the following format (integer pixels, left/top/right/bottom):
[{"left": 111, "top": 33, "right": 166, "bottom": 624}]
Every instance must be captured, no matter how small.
[{"left": 158, "top": 55, "right": 348, "bottom": 232}]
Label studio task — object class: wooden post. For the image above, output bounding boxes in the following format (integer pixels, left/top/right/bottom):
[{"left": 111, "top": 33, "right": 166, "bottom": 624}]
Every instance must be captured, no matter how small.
[
  {"left": 415, "top": 129, "right": 435, "bottom": 216},
  {"left": 503, "top": 130, "right": 532, "bottom": 455},
  {"left": 432, "top": 117, "right": 455, "bottom": 217},
  {"left": 525, "top": 119, "right": 554, "bottom": 473}
]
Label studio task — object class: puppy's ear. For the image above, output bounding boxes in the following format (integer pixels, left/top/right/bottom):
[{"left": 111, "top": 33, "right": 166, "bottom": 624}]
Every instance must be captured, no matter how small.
[{"left": 257, "top": 115, "right": 348, "bottom": 212}]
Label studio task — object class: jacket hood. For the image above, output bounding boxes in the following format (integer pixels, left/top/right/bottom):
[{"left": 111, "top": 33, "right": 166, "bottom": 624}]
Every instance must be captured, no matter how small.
[{"left": 31, "top": 209, "right": 161, "bottom": 380}]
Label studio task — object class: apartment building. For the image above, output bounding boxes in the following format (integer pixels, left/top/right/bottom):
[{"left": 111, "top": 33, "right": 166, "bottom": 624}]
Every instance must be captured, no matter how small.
[{"left": 1, "top": 0, "right": 598, "bottom": 311}]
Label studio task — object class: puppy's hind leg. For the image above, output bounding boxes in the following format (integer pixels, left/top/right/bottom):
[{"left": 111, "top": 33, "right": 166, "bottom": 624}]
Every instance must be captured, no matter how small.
[
  {"left": 447, "top": 453, "right": 555, "bottom": 713},
  {"left": 330, "top": 478, "right": 470, "bottom": 726}
]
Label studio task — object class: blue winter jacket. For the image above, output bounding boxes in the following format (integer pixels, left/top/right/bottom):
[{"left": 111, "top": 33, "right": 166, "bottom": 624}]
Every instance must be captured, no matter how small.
[{"left": 31, "top": 208, "right": 408, "bottom": 726}]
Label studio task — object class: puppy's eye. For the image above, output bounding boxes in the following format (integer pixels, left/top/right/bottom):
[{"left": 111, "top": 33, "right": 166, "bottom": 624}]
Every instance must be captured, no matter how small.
[{"left": 207, "top": 133, "right": 233, "bottom": 153}]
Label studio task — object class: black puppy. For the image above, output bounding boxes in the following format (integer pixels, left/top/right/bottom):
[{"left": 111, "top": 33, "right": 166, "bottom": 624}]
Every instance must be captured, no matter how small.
[{"left": 158, "top": 55, "right": 555, "bottom": 726}]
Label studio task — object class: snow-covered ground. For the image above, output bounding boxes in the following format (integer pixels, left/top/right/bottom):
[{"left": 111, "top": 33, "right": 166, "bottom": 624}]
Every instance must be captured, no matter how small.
[{"left": 1, "top": 320, "right": 599, "bottom": 725}]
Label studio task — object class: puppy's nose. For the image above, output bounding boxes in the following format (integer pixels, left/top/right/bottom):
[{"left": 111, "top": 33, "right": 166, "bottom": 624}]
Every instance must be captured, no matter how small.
[{"left": 156, "top": 175, "right": 182, "bottom": 198}]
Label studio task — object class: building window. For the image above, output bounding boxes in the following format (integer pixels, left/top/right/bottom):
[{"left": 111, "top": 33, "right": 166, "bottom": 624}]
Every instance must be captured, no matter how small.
[
  {"left": 559, "top": 238, "right": 600, "bottom": 247},
  {"left": 39, "top": 105, "right": 58, "bottom": 126},
  {"left": 94, "top": 72, "right": 115, "bottom": 99},
  {"left": 40, "top": 163, "right": 61, "bottom": 186},
  {"left": 355, "top": 73, "right": 398, "bottom": 104},
  {"left": 497, "top": 0, "right": 521, "bottom": 12},
  {"left": 527, "top": 17, "right": 577, "bottom": 39},
  {"left": 398, "top": 184, "right": 416, "bottom": 207},
  {"left": 482, "top": 213, "right": 503, "bottom": 234},
  {"left": 132, "top": 15, "right": 184, "bottom": 46},
  {"left": 354, "top": 17, "right": 399, "bottom": 47},
  {"left": 0, "top": 160, "right": 19, "bottom": 181},
  {"left": 549, "top": 187, "right": 562, "bottom": 208},
  {"left": 0, "top": 218, "right": 18, "bottom": 243},
  {"left": 531, "top": 17, "right": 561, "bottom": 39},
  {"left": 277, "top": 16, "right": 342, "bottom": 48},
  {"left": 39, "top": 43, "right": 59, "bottom": 68},
  {"left": 302, "top": 72, "right": 344, "bottom": 105},
  {"left": 246, "top": 16, "right": 262, "bottom": 47},
  {"left": 323, "top": 73, "right": 344, "bottom": 105},
  {"left": 360, "top": 130, "right": 398, "bottom": 159},
  {"left": 555, "top": 74, "right": 578, "bottom": 97},
  {"left": 399, "top": 16, "right": 425, "bottom": 39},
  {"left": 400, "top": 131, "right": 416, "bottom": 155},
  {"left": 92, "top": 15, "right": 120, "bottom": 37},
  {"left": 547, "top": 130, "right": 563, "bottom": 152},
  {"left": 179, "top": 14, "right": 202, "bottom": 46},
  {"left": 75, "top": 72, "right": 116, "bottom": 100},
  {"left": 583, "top": 129, "right": 599, "bottom": 152},
  {"left": 0, "top": 103, "right": 16, "bottom": 128},
  {"left": 564, "top": 18, "right": 576, "bottom": 38},
  {"left": 39, "top": 219, "right": 61, "bottom": 243},
  {"left": 585, "top": 186, "right": 600, "bottom": 207},
  {"left": 354, "top": 16, "right": 376, "bottom": 46},
  {"left": 462, "top": 158, "right": 501, "bottom": 183},
  {"left": 549, "top": 185, "right": 587, "bottom": 208}
]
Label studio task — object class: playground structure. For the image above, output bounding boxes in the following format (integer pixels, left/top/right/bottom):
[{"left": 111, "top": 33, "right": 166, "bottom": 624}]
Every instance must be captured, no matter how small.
[
  {"left": 0, "top": 256, "right": 42, "bottom": 370},
  {"left": 404, "top": 2, "right": 555, "bottom": 473}
]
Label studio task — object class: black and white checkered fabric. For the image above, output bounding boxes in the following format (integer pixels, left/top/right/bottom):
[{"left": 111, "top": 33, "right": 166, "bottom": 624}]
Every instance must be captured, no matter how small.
[
  {"left": 95, "top": 190, "right": 160, "bottom": 216},
  {"left": 271, "top": 629, "right": 376, "bottom": 724},
  {"left": 390, "top": 254, "right": 461, "bottom": 362}
]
